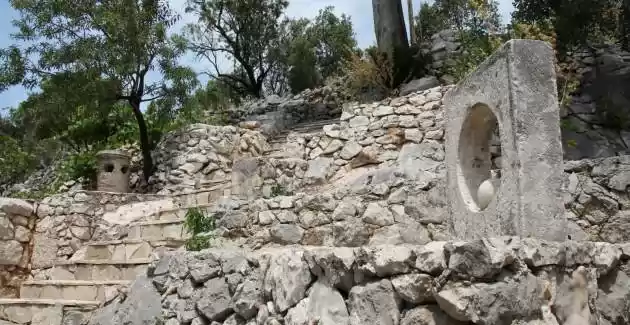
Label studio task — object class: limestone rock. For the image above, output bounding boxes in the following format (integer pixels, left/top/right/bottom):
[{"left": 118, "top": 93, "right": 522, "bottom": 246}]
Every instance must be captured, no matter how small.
[
  {"left": 89, "top": 276, "right": 162, "bottom": 325},
  {"left": 348, "top": 279, "right": 401, "bottom": 325},
  {"left": 264, "top": 249, "right": 312, "bottom": 313},
  {"left": 196, "top": 277, "right": 233, "bottom": 322},
  {"left": 401, "top": 305, "right": 467, "bottom": 325},
  {"left": 391, "top": 273, "right": 433, "bottom": 304}
]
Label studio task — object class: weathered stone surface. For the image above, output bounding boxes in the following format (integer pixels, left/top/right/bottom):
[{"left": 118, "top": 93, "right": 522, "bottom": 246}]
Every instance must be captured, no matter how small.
[
  {"left": 0, "top": 240, "right": 23, "bottom": 265},
  {"left": 196, "top": 277, "right": 233, "bottom": 322},
  {"left": 89, "top": 276, "right": 162, "bottom": 325},
  {"left": 231, "top": 278, "right": 265, "bottom": 319},
  {"left": 436, "top": 273, "right": 546, "bottom": 324},
  {"left": 444, "top": 39, "right": 567, "bottom": 241},
  {"left": 306, "top": 281, "right": 349, "bottom": 325},
  {"left": 264, "top": 249, "right": 312, "bottom": 313},
  {"left": 0, "top": 198, "right": 33, "bottom": 216},
  {"left": 401, "top": 305, "right": 467, "bottom": 325},
  {"left": 348, "top": 279, "right": 401, "bottom": 325},
  {"left": 391, "top": 273, "right": 433, "bottom": 304}
]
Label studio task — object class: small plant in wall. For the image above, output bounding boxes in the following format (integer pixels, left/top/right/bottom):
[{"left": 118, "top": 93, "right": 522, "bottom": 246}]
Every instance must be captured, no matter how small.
[
  {"left": 270, "top": 184, "right": 292, "bottom": 197},
  {"left": 184, "top": 207, "right": 221, "bottom": 251}
]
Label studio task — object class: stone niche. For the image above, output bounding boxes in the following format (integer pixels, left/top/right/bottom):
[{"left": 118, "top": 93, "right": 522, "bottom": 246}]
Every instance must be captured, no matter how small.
[
  {"left": 96, "top": 150, "right": 131, "bottom": 193},
  {"left": 444, "top": 39, "right": 567, "bottom": 241}
]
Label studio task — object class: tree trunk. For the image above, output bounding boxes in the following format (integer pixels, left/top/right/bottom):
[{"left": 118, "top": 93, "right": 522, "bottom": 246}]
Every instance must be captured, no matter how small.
[
  {"left": 372, "top": 0, "right": 409, "bottom": 57},
  {"left": 372, "top": 0, "right": 411, "bottom": 87},
  {"left": 130, "top": 99, "right": 154, "bottom": 181},
  {"left": 407, "top": 0, "right": 415, "bottom": 45},
  {"left": 623, "top": 0, "right": 630, "bottom": 51}
]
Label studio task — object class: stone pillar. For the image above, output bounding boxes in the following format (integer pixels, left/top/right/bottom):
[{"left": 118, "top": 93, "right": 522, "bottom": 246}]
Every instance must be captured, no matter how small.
[
  {"left": 443, "top": 39, "right": 567, "bottom": 241},
  {"left": 96, "top": 150, "right": 131, "bottom": 193}
]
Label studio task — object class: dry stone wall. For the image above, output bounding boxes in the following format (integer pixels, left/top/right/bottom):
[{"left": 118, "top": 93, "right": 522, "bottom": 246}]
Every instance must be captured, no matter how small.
[
  {"left": 149, "top": 124, "right": 270, "bottom": 195},
  {"left": 231, "top": 86, "right": 450, "bottom": 199},
  {"left": 227, "top": 86, "right": 343, "bottom": 136},
  {"left": 0, "top": 198, "right": 37, "bottom": 297},
  {"left": 99, "top": 238, "right": 630, "bottom": 325}
]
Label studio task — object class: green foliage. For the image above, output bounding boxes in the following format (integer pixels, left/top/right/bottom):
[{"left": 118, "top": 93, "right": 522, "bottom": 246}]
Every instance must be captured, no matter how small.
[
  {"left": 443, "top": 31, "right": 504, "bottom": 82},
  {"left": 58, "top": 150, "right": 99, "bottom": 189},
  {"left": 270, "top": 184, "right": 292, "bottom": 197},
  {"left": 185, "top": 0, "right": 289, "bottom": 98},
  {"left": 184, "top": 207, "right": 219, "bottom": 251},
  {"left": 512, "top": 0, "right": 622, "bottom": 53},
  {"left": 414, "top": 3, "right": 448, "bottom": 43},
  {"left": 1, "top": 0, "right": 198, "bottom": 181},
  {"left": 0, "top": 136, "right": 37, "bottom": 185}
]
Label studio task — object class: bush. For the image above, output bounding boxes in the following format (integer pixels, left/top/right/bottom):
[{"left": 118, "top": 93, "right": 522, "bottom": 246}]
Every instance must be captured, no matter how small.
[
  {"left": 0, "top": 136, "right": 37, "bottom": 185},
  {"left": 58, "top": 150, "right": 99, "bottom": 189},
  {"left": 442, "top": 31, "right": 504, "bottom": 82},
  {"left": 184, "top": 207, "right": 219, "bottom": 251},
  {"left": 342, "top": 48, "right": 395, "bottom": 101}
]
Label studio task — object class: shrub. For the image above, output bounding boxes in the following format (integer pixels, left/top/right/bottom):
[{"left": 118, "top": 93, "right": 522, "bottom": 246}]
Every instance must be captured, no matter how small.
[
  {"left": 0, "top": 136, "right": 38, "bottom": 185},
  {"left": 184, "top": 207, "right": 219, "bottom": 251},
  {"left": 342, "top": 48, "right": 395, "bottom": 101},
  {"left": 58, "top": 150, "right": 99, "bottom": 190}
]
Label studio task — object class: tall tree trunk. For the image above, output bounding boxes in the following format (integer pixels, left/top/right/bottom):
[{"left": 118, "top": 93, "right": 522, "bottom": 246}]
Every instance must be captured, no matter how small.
[
  {"left": 407, "top": 0, "right": 415, "bottom": 45},
  {"left": 623, "top": 0, "right": 630, "bottom": 51},
  {"left": 372, "top": 0, "right": 409, "bottom": 56},
  {"left": 372, "top": 0, "right": 411, "bottom": 87},
  {"left": 130, "top": 99, "right": 154, "bottom": 181}
]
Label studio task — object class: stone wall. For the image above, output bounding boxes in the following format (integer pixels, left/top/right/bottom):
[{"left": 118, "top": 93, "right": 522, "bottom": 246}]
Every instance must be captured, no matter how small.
[
  {"left": 0, "top": 198, "right": 37, "bottom": 297},
  {"left": 231, "top": 86, "right": 450, "bottom": 199},
  {"left": 211, "top": 153, "right": 630, "bottom": 251},
  {"left": 32, "top": 191, "right": 170, "bottom": 268},
  {"left": 560, "top": 44, "right": 630, "bottom": 160},
  {"left": 423, "top": 30, "right": 461, "bottom": 83},
  {"left": 227, "top": 86, "right": 343, "bottom": 136},
  {"left": 101, "top": 238, "right": 630, "bottom": 325},
  {"left": 149, "top": 124, "right": 270, "bottom": 195}
]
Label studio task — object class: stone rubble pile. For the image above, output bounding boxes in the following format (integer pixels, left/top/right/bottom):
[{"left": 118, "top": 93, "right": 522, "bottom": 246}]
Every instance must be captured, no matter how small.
[{"left": 90, "top": 237, "right": 630, "bottom": 325}]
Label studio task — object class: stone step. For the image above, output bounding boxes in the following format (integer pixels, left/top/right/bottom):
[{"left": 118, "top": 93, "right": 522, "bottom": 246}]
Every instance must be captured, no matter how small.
[
  {"left": 144, "top": 204, "right": 215, "bottom": 222},
  {"left": 20, "top": 280, "right": 130, "bottom": 302},
  {"left": 83, "top": 238, "right": 186, "bottom": 261},
  {"left": 128, "top": 219, "right": 188, "bottom": 240},
  {"left": 48, "top": 259, "right": 151, "bottom": 281},
  {"left": 0, "top": 298, "right": 99, "bottom": 325}
]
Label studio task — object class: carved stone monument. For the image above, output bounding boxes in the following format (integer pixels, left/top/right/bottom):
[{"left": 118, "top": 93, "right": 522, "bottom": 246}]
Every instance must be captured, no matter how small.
[
  {"left": 96, "top": 150, "right": 131, "bottom": 193},
  {"left": 444, "top": 39, "right": 567, "bottom": 241}
]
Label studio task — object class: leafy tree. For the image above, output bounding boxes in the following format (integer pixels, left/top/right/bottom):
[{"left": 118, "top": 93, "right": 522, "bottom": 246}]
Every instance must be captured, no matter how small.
[
  {"left": 308, "top": 7, "right": 357, "bottom": 81},
  {"left": 415, "top": 2, "right": 448, "bottom": 43},
  {"left": 0, "top": 0, "right": 198, "bottom": 180},
  {"left": 512, "top": 0, "right": 621, "bottom": 53},
  {"left": 185, "top": 0, "right": 289, "bottom": 98}
]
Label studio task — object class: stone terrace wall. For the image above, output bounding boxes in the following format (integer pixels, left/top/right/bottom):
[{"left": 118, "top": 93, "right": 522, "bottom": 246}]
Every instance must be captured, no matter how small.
[
  {"left": 231, "top": 86, "right": 450, "bottom": 199},
  {"left": 227, "top": 86, "right": 343, "bottom": 136},
  {"left": 0, "top": 198, "right": 37, "bottom": 297},
  {"left": 149, "top": 124, "right": 270, "bottom": 195},
  {"left": 564, "top": 156, "right": 630, "bottom": 242},
  {"left": 106, "top": 238, "right": 630, "bottom": 325},
  {"left": 216, "top": 154, "right": 630, "bottom": 250},
  {"left": 33, "top": 191, "right": 169, "bottom": 268}
]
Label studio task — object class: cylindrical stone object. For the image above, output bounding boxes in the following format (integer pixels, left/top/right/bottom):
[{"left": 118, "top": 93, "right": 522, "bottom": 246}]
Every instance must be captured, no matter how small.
[{"left": 96, "top": 150, "right": 131, "bottom": 193}]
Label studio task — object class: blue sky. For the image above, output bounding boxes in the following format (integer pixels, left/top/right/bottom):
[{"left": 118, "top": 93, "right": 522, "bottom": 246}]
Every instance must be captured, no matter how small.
[{"left": 0, "top": 0, "right": 515, "bottom": 112}]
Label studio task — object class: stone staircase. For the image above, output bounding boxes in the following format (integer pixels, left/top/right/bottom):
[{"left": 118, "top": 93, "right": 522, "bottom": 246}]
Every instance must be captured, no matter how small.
[
  {"left": 0, "top": 202, "right": 209, "bottom": 324},
  {"left": 266, "top": 118, "right": 339, "bottom": 157}
]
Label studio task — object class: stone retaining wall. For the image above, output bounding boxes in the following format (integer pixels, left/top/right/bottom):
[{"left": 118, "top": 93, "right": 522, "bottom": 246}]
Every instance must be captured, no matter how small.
[
  {"left": 32, "top": 191, "right": 170, "bottom": 268},
  {"left": 0, "top": 198, "right": 37, "bottom": 297},
  {"left": 96, "top": 238, "right": 630, "bottom": 325},
  {"left": 231, "top": 86, "right": 450, "bottom": 199},
  {"left": 149, "top": 124, "right": 270, "bottom": 195},
  {"left": 215, "top": 154, "right": 630, "bottom": 250}
]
